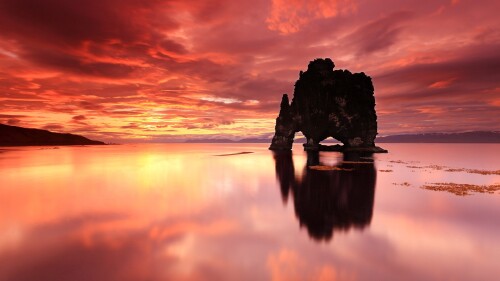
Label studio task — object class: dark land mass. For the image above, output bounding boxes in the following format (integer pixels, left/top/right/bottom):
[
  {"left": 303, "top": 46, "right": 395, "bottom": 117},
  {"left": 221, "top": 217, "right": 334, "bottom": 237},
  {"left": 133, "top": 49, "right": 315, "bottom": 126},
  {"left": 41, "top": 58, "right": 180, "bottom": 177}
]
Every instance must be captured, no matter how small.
[
  {"left": 185, "top": 138, "right": 273, "bottom": 143},
  {"left": 184, "top": 131, "right": 500, "bottom": 143},
  {"left": 269, "top": 58, "right": 383, "bottom": 152},
  {"left": 213, "top": 152, "right": 254, "bottom": 156},
  {"left": 186, "top": 137, "right": 310, "bottom": 143},
  {"left": 185, "top": 138, "right": 236, "bottom": 143},
  {"left": 0, "top": 124, "right": 106, "bottom": 146},
  {"left": 241, "top": 137, "right": 339, "bottom": 144},
  {"left": 376, "top": 131, "right": 500, "bottom": 143}
]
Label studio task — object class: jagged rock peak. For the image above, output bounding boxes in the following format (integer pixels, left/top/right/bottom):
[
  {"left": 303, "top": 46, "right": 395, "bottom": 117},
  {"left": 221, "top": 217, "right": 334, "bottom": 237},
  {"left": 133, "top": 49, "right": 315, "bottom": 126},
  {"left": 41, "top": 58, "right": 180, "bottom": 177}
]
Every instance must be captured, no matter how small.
[
  {"left": 306, "top": 58, "right": 335, "bottom": 74},
  {"left": 280, "top": 94, "right": 289, "bottom": 109}
]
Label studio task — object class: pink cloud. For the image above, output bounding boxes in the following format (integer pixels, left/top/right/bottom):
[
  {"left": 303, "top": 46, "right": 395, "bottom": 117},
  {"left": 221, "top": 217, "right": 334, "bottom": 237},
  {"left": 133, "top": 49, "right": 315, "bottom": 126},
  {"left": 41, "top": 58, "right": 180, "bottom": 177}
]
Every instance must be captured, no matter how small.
[
  {"left": 266, "top": 0, "right": 357, "bottom": 34},
  {"left": 0, "top": 0, "right": 498, "bottom": 141}
]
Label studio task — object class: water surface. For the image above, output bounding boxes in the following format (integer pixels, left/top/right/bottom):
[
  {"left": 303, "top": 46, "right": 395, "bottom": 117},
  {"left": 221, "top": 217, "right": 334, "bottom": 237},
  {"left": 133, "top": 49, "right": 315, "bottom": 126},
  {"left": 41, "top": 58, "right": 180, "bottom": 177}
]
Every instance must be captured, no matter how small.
[{"left": 0, "top": 143, "right": 499, "bottom": 281}]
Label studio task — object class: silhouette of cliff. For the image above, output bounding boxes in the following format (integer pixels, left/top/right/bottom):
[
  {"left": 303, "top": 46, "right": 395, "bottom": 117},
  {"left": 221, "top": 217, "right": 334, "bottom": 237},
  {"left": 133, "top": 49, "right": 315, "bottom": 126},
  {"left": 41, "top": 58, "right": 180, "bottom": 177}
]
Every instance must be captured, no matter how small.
[
  {"left": 270, "top": 58, "right": 386, "bottom": 153},
  {"left": 273, "top": 151, "right": 376, "bottom": 242},
  {"left": 0, "top": 124, "right": 105, "bottom": 146}
]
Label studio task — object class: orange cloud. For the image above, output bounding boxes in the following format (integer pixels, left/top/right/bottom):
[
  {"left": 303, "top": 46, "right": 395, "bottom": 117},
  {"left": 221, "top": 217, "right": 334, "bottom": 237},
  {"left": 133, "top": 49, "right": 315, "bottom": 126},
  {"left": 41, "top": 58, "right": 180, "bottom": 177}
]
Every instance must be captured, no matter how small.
[
  {"left": 266, "top": 0, "right": 357, "bottom": 34},
  {"left": 1, "top": 0, "right": 499, "bottom": 141},
  {"left": 429, "top": 78, "right": 455, "bottom": 89}
]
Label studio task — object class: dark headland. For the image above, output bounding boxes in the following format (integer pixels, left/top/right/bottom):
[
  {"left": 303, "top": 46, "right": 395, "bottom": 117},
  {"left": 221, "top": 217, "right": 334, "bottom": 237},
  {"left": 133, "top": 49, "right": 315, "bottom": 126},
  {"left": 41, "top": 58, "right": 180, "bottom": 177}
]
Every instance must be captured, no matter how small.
[{"left": 0, "top": 124, "right": 105, "bottom": 146}]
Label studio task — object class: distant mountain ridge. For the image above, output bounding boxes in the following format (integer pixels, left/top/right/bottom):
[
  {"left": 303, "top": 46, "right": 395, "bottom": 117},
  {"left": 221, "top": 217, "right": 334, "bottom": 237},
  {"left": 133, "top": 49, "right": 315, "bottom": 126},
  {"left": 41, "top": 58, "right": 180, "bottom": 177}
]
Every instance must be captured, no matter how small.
[
  {"left": 2, "top": 124, "right": 497, "bottom": 145},
  {"left": 185, "top": 131, "right": 500, "bottom": 143},
  {"left": 0, "top": 124, "right": 106, "bottom": 146},
  {"left": 376, "top": 131, "right": 500, "bottom": 143},
  {"left": 185, "top": 137, "right": 339, "bottom": 143}
]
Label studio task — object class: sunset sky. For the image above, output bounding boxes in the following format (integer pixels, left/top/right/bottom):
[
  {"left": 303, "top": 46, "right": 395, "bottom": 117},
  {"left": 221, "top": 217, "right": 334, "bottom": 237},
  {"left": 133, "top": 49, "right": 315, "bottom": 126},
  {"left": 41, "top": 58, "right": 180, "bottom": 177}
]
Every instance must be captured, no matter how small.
[{"left": 0, "top": 0, "right": 498, "bottom": 142}]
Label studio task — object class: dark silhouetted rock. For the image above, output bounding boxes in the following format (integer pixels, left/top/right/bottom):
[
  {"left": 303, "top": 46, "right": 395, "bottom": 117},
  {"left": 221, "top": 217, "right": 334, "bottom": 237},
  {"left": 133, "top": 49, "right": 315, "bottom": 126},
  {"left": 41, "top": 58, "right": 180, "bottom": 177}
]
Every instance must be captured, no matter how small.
[
  {"left": 0, "top": 124, "right": 106, "bottom": 146},
  {"left": 270, "top": 58, "right": 386, "bottom": 152},
  {"left": 273, "top": 151, "right": 376, "bottom": 242}
]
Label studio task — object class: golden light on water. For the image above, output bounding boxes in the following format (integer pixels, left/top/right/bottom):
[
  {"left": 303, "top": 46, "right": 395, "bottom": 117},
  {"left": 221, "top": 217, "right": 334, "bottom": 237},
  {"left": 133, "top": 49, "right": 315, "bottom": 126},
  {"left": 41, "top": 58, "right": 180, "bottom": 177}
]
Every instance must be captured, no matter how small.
[{"left": 0, "top": 143, "right": 499, "bottom": 280}]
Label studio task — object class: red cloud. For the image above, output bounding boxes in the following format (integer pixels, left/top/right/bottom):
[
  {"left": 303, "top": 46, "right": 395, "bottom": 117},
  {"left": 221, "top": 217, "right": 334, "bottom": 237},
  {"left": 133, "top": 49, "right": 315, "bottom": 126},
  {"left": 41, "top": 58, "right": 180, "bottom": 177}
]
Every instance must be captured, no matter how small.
[
  {"left": 266, "top": 0, "right": 357, "bottom": 34},
  {"left": 0, "top": 0, "right": 499, "bottom": 141}
]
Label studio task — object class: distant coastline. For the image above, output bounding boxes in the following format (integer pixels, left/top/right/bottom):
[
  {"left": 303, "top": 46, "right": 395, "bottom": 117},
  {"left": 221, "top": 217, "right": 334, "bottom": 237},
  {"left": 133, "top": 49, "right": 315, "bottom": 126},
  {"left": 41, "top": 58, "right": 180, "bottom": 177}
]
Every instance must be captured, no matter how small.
[
  {"left": 375, "top": 131, "right": 500, "bottom": 143},
  {"left": 184, "top": 131, "right": 500, "bottom": 144},
  {"left": 0, "top": 124, "right": 106, "bottom": 146},
  {"left": 2, "top": 124, "right": 498, "bottom": 145}
]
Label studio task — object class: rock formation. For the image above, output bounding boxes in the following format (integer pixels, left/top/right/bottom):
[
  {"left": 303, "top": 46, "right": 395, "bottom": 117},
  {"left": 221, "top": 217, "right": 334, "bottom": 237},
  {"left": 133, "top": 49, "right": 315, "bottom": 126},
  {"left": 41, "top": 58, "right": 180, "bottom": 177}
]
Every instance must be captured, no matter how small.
[{"left": 269, "top": 58, "right": 386, "bottom": 152}]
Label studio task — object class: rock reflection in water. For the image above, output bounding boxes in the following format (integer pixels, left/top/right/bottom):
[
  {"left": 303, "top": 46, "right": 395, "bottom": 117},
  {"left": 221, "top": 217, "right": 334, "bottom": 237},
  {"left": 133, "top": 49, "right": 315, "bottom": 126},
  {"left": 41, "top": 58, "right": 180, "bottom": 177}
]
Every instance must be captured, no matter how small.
[{"left": 273, "top": 151, "right": 376, "bottom": 242}]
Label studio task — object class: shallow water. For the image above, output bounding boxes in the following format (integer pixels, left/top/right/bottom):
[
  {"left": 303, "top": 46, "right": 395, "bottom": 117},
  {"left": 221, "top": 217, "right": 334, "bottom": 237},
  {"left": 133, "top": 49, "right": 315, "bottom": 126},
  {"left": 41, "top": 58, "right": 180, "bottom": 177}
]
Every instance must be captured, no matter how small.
[{"left": 0, "top": 143, "right": 499, "bottom": 281}]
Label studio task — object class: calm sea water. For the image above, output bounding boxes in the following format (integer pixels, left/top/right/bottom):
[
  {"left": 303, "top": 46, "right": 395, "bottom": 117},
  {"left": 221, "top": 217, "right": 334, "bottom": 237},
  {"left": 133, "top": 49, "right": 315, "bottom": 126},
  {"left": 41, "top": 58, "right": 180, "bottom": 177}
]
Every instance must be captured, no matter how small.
[{"left": 0, "top": 143, "right": 499, "bottom": 281}]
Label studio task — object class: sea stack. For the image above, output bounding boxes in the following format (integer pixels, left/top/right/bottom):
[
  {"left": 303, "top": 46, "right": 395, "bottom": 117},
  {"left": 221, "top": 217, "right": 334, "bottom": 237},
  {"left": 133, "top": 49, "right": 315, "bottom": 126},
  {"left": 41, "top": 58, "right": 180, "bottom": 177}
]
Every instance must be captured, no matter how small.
[{"left": 269, "top": 58, "right": 387, "bottom": 153}]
